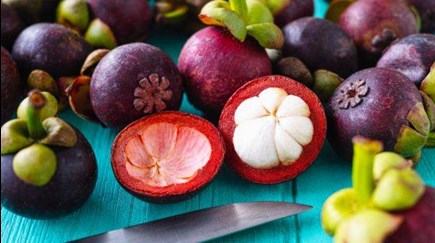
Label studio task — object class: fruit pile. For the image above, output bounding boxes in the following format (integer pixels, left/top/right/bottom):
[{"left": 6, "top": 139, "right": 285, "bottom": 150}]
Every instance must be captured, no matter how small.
[{"left": 1, "top": 0, "right": 434, "bottom": 240}]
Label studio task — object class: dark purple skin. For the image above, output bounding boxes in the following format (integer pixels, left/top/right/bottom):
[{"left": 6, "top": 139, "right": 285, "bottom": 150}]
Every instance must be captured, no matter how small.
[
  {"left": 339, "top": 0, "right": 418, "bottom": 66},
  {"left": 178, "top": 26, "right": 272, "bottom": 117},
  {"left": 327, "top": 68, "right": 422, "bottom": 161},
  {"left": 275, "top": 0, "right": 313, "bottom": 27},
  {"left": 87, "top": 0, "right": 154, "bottom": 44},
  {"left": 407, "top": 0, "right": 435, "bottom": 34},
  {"left": 12, "top": 23, "right": 92, "bottom": 79},
  {"left": 1, "top": 130, "right": 97, "bottom": 219},
  {"left": 387, "top": 186, "right": 435, "bottom": 243},
  {"left": 90, "top": 43, "right": 183, "bottom": 128},
  {"left": 283, "top": 17, "right": 358, "bottom": 78},
  {"left": 40, "top": 0, "right": 61, "bottom": 22},
  {"left": 1, "top": 47, "right": 22, "bottom": 125},
  {"left": 377, "top": 34, "right": 435, "bottom": 87},
  {"left": 1, "top": 3, "right": 24, "bottom": 50}
]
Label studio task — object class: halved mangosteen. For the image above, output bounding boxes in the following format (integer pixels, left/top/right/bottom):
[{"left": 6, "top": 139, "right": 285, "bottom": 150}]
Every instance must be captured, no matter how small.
[
  {"left": 219, "top": 75, "right": 326, "bottom": 184},
  {"left": 111, "top": 111, "right": 225, "bottom": 203}
]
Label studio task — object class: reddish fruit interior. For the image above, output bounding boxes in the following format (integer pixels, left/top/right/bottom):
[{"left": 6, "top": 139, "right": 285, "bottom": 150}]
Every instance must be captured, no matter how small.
[
  {"left": 219, "top": 75, "right": 327, "bottom": 184},
  {"left": 112, "top": 112, "right": 225, "bottom": 198}
]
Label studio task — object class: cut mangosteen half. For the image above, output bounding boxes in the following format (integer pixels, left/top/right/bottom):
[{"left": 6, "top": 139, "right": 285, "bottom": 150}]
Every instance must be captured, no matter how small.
[
  {"left": 111, "top": 111, "right": 225, "bottom": 203},
  {"left": 219, "top": 75, "right": 327, "bottom": 184}
]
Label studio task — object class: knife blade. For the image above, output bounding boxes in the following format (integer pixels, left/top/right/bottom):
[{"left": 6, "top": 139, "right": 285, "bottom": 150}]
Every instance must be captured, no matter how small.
[{"left": 73, "top": 202, "right": 311, "bottom": 243}]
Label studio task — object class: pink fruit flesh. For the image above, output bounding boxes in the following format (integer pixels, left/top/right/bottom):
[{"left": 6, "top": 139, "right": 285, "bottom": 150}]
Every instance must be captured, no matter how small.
[{"left": 124, "top": 123, "right": 211, "bottom": 187}]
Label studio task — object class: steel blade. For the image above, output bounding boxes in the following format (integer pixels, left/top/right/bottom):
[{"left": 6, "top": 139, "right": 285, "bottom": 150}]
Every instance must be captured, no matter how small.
[{"left": 73, "top": 202, "right": 311, "bottom": 243}]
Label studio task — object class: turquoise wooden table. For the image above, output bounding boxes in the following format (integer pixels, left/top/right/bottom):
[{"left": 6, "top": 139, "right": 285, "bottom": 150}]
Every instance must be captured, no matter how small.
[{"left": 2, "top": 1, "right": 434, "bottom": 242}]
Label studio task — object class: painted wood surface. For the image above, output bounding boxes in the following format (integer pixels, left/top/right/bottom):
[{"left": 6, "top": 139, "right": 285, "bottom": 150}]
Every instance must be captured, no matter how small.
[{"left": 2, "top": 1, "right": 434, "bottom": 242}]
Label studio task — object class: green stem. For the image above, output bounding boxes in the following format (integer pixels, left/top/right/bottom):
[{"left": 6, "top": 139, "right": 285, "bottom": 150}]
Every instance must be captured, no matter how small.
[
  {"left": 229, "top": 0, "right": 248, "bottom": 21},
  {"left": 27, "top": 90, "right": 47, "bottom": 140},
  {"left": 352, "top": 137, "right": 383, "bottom": 205}
]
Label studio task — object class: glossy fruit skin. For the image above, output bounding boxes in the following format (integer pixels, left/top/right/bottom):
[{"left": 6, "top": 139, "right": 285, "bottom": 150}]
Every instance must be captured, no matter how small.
[
  {"left": 407, "top": 0, "right": 435, "bottom": 33},
  {"left": 86, "top": 0, "right": 153, "bottom": 44},
  {"left": 283, "top": 17, "right": 358, "bottom": 78},
  {"left": 1, "top": 3, "right": 24, "bottom": 50},
  {"left": 219, "top": 75, "right": 327, "bottom": 184},
  {"left": 1, "top": 47, "right": 22, "bottom": 125},
  {"left": 274, "top": 0, "right": 313, "bottom": 27},
  {"left": 111, "top": 111, "right": 225, "bottom": 203},
  {"left": 386, "top": 186, "right": 435, "bottom": 243},
  {"left": 90, "top": 43, "right": 183, "bottom": 128},
  {"left": 338, "top": 0, "right": 418, "bottom": 66},
  {"left": 178, "top": 27, "right": 271, "bottom": 117},
  {"left": 12, "top": 23, "right": 92, "bottom": 79},
  {"left": 1, "top": 129, "right": 97, "bottom": 219},
  {"left": 377, "top": 34, "right": 435, "bottom": 87},
  {"left": 327, "top": 68, "right": 422, "bottom": 161}
]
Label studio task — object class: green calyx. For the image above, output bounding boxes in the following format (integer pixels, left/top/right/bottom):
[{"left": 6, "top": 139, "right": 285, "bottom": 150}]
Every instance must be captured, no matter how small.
[
  {"left": 373, "top": 152, "right": 411, "bottom": 181},
  {"left": 421, "top": 63, "right": 435, "bottom": 102},
  {"left": 312, "top": 69, "right": 344, "bottom": 103},
  {"left": 85, "top": 19, "right": 117, "bottom": 50},
  {"left": 56, "top": 0, "right": 90, "bottom": 33},
  {"left": 199, "top": 0, "right": 284, "bottom": 49},
  {"left": 27, "top": 70, "right": 59, "bottom": 96}
]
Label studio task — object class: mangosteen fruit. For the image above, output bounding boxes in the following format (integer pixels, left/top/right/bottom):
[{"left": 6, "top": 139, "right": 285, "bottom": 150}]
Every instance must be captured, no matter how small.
[
  {"left": 327, "top": 68, "right": 431, "bottom": 162},
  {"left": 1, "top": 47, "right": 22, "bottom": 125},
  {"left": 218, "top": 75, "right": 326, "bottom": 184},
  {"left": 274, "top": 56, "right": 313, "bottom": 87},
  {"left": 12, "top": 23, "right": 92, "bottom": 79},
  {"left": 89, "top": 43, "right": 183, "bottom": 128},
  {"left": 111, "top": 111, "right": 225, "bottom": 203},
  {"left": 322, "top": 137, "right": 434, "bottom": 242},
  {"left": 1, "top": 90, "right": 97, "bottom": 218},
  {"left": 282, "top": 17, "right": 358, "bottom": 78},
  {"left": 407, "top": 0, "right": 435, "bottom": 34},
  {"left": 2, "top": 0, "right": 43, "bottom": 24},
  {"left": 265, "top": 0, "right": 313, "bottom": 27},
  {"left": 1, "top": 3, "right": 24, "bottom": 50},
  {"left": 86, "top": 0, "right": 153, "bottom": 45},
  {"left": 338, "top": 0, "right": 418, "bottom": 66},
  {"left": 377, "top": 34, "right": 435, "bottom": 87},
  {"left": 179, "top": 0, "right": 284, "bottom": 117}
]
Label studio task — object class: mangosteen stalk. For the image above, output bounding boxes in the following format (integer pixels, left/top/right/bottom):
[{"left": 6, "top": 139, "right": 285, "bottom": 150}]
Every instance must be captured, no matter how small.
[{"left": 26, "top": 90, "right": 47, "bottom": 140}]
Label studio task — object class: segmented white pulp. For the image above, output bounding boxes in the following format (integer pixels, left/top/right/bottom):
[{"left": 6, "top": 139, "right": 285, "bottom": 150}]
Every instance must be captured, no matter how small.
[{"left": 233, "top": 87, "right": 314, "bottom": 169}]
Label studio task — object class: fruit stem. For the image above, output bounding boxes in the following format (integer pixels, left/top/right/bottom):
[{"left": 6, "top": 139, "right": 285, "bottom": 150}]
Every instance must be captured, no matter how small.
[
  {"left": 229, "top": 0, "right": 248, "bottom": 21},
  {"left": 26, "top": 90, "right": 47, "bottom": 140},
  {"left": 352, "top": 137, "right": 383, "bottom": 205}
]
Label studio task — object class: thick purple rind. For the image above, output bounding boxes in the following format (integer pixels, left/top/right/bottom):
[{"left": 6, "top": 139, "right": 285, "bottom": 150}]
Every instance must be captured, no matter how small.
[
  {"left": 1, "top": 129, "right": 97, "bottom": 219},
  {"left": 327, "top": 68, "right": 422, "bottom": 161},
  {"left": 90, "top": 43, "right": 183, "bottom": 128},
  {"left": 86, "top": 0, "right": 153, "bottom": 44},
  {"left": 377, "top": 34, "right": 435, "bottom": 87},
  {"left": 1, "top": 3, "right": 24, "bottom": 51},
  {"left": 274, "top": 0, "right": 314, "bottom": 27},
  {"left": 282, "top": 17, "right": 358, "bottom": 78},
  {"left": 178, "top": 27, "right": 271, "bottom": 117},
  {"left": 1, "top": 47, "right": 22, "bottom": 125},
  {"left": 12, "top": 23, "right": 92, "bottom": 79}
]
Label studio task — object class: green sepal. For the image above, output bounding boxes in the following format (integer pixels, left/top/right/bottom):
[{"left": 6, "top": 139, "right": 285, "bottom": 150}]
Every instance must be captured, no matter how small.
[
  {"left": 1, "top": 119, "right": 32, "bottom": 155},
  {"left": 56, "top": 0, "right": 90, "bottom": 33},
  {"left": 420, "top": 63, "right": 435, "bottom": 103},
  {"left": 372, "top": 169, "right": 425, "bottom": 211},
  {"left": 229, "top": 0, "right": 248, "bottom": 21},
  {"left": 426, "top": 133, "right": 435, "bottom": 147},
  {"left": 27, "top": 70, "right": 59, "bottom": 97},
  {"left": 406, "top": 102, "right": 430, "bottom": 136},
  {"left": 13, "top": 144, "right": 57, "bottom": 186},
  {"left": 373, "top": 152, "right": 411, "bottom": 181},
  {"left": 420, "top": 91, "right": 435, "bottom": 130},
  {"left": 246, "top": 0, "right": 273, "bottom": 25},
  {"left": 394, "top": 125, "right": 427, "bottom": 158},
  {"left": 39, "top": 117, "right": 77, "bottom": 147},
  {"left": 161, "top": 5, "right": 189, "bottom": 22},
  {"left": 85, "top": 19, "right": 117, "bottom": 50},
  {"left": 81, "top": 49, "right": 110, "bottom": 76},
  {"left": 200, "top": 2, "right": 247, "bottom": 41},
  {"left": 246, "top": 22, "right": 283, "bottom": 49}
]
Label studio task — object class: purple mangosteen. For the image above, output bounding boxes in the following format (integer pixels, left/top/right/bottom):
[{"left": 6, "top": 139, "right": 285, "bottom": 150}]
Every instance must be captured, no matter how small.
[
  {"left": 267, "top": 0, "right": 314, "bottom": 27},
  {"left": 1, "top": 3, "right": 24, "bottom": 50},
  {"left": 1, "top": 47, "right": 22, "bottom": 125},
  {"left": 377, "top": 34, "right": 435, "bottom": 87},
  {"left": 282, "top": 17, "right": 358, "bottom": 78}
]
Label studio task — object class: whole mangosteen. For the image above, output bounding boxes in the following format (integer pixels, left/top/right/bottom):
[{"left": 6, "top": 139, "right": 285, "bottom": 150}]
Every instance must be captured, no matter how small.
[
  {"left": 86, "top": 0, "right": 153, "bottom": 45},
  {"left": 338, "top": 0, "right": 418, "bottom": 66},
  {"left": 327, "top": 68, "right": 431, "bottom": 162},
  {"left": 89, "top": 43, "right": 183, "bottom": 128},
  {"left": 1, "top": 47, "right": 22, "bottom": 125},
  {"left": 282, "top": 17, "right": 358, "bottom": 78},
  {"left": 1, "top": 3, "right": 24, "bottom": 50},
  {"left": 1, "top": 90, "right": 97, "bottom": 219},
  {"left": 377, "top": 34, "right": 435, "bottom": 87},
  {"left": 179, "top": 0, "right": 284, "bottom": 117},
  {"left": 267, "top": 0, "right": 313, "bottom": 27},
  {"left": 12, "top": 23, "right": 92, "bottom": 79}
]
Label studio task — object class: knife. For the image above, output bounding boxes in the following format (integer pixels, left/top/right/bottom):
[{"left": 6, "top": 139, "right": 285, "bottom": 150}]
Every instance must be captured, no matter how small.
[{"left": 73, "top": 202, "right": 311, "bottom": 243}]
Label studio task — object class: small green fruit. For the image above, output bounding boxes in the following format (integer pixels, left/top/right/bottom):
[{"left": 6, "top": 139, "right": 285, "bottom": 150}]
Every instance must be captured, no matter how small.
[
  {"left": 17, "top": 91, "right": 58, "bottom": 121},
  {"left": 12, "top": 144, "right": 57, "bottom": 186}
]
